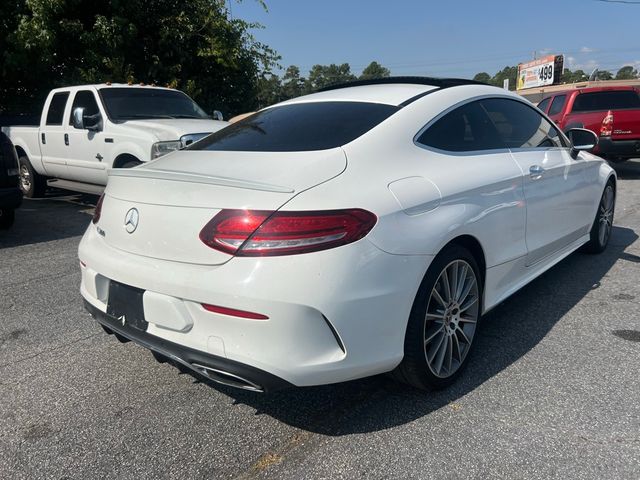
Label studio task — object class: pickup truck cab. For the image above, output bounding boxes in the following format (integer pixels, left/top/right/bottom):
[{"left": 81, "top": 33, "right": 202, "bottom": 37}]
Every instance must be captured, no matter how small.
[
  {"left": 2, "top": 84, "right": 228, "bottom": 197},
  {"left": 537, "top": 86, "right": 640, "bottom": 162}
]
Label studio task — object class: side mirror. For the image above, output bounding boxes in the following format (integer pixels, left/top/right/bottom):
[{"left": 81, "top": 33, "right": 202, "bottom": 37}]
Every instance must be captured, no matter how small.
[
  {"left": 567, "top": 128, "right": 598, "bottom": 159},
  {"left": 72, "top": 107, "right": 85, "bottom": 129},
  {"left": 73, "top": 107, "right": 102, "bottom": 132},
  {"left": 212, "top": 110, "right": 224, "bottom": 121}
]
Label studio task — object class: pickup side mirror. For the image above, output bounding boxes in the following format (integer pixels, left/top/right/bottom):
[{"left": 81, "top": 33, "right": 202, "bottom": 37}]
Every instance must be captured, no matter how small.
[
  {"left": 72, "top": 107, "right": 102, "bottom": 132},
  {"left": 212, "top": 110, "right": 224, "bottom": 121},
  {"left": 566, "top": 128, "right": 598, "bottom": 159},
  {"left": 72, "top": 107, "right": 85, "bottom": 130}
]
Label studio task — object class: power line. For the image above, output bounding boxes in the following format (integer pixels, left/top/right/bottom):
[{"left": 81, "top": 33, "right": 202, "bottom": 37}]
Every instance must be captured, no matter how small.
[{"left": 596, "top": 0, "right": 640, "bottom": 4}]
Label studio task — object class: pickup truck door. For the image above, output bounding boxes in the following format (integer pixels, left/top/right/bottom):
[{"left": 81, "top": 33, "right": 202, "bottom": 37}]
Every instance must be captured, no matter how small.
[
  {"left": 65, "top": 90, "right": 110, "bottom": 184},
  {"left": 481, "top": 98, "right": 594, "bottom": 266},
  {"left": 40, "top": 91, "right": 70, "bottom": 178}
]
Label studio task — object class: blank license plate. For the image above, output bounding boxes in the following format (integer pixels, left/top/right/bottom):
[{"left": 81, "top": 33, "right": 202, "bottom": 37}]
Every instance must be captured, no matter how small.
[{"left": 106, "top": 281, "right": 148, "bottom": 331}]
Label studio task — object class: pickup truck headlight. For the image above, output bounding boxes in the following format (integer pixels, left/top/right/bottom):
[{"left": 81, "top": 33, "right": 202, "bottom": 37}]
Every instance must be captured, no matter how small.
[{"left": 151, "top": 141, "right": 181, "bottom": 159}]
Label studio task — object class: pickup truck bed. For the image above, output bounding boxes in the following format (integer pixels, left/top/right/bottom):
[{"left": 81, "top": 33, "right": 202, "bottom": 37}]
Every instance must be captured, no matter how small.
[{"left": 3, "top": 83, "right": 228, "bottom": 197}]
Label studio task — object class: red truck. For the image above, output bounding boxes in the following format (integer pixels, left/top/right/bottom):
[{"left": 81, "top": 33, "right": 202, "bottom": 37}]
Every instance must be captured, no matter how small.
[{"left": 537, "top": 86, "right": 640, "bottom": 162}]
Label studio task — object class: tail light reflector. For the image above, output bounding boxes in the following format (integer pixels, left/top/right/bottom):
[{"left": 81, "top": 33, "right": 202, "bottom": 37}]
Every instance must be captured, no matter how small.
[
  {"left": 199, "top": 209, "right": 377, "bottom": 256},
  {"left": 600, "top": 110, "right": 613, "bottom": 137},
  {"left": 202, "top": 303, "right": 269, "bottom": 320},
  {"left": 92, "top": 194, "right": 105, "bottom": 224}
]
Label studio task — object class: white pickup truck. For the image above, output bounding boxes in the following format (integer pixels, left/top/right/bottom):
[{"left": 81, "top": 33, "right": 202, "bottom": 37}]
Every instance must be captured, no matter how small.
[{"left": 2, "top": 84, "right": 228, "bottom": 197}]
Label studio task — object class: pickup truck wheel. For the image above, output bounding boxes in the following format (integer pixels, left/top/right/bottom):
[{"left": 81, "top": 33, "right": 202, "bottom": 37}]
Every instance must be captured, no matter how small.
[
  {"left": 121, "top": 160, "right": 142, "bottom": 168},
  {"left": 18, "top": 156, "right": 46, "bottom": 198},
  {"left": 0, "top": 208, "right": 15, "bottom": 229}
]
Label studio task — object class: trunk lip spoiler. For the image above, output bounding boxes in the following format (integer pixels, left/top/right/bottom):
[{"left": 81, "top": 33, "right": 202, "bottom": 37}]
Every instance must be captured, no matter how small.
[{"left": 108, "top": 167, "right": 295, "bottom": 194}]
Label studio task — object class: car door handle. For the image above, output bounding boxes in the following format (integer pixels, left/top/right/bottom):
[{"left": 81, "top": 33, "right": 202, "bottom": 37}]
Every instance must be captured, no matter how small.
[
  {"left": 41, "top": 133, "right": 46, "bottom": 145},
  {"left": 64, "top": 133, "right": 69, "bottom": 146},
  {"left": 529, "top": 165, "right": 545, "bottom": 179}
]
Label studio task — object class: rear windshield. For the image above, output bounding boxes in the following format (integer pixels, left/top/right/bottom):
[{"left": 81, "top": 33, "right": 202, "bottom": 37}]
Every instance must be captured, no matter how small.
[
  {"left": 190, "top": 102, "right": 399, "bottom": 152},
  {"left": 572, "top": 90, "right": 640, "bottom": 112}
]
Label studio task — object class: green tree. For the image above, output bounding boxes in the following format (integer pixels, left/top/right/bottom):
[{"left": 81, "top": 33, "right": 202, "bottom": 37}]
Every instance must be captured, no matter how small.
[
  {"left": 305, "top": 63, "right": 356, "bottom": 92},
  {"left": 360, "top": 61, "right": 390, "bottom": 80},
  {"left": 281, "top": 65, "right": 305, "bottom": 100},
  {"left": 472, "top": 72, "right": 491, "bottom": 84},
  {"left": 491, "top": 66, "right": 518, "bottom": 90},
  {"left": 595, "top": 70, "right": 613, "bottom": 81},
  {"left": 1, "top": 0, "right": 279, "bottom": 117},
  {"left": 256, "top": 73, "right": 282, "bottom": 109},
  {"left": 616, "top": 65, "right": 638, "bottom": 80},
  {"left": 572, "top": 69, "right": 588, "bottom": 83},
  {"left": 561, "top": 68, "right": 588, "bottom": 83}
]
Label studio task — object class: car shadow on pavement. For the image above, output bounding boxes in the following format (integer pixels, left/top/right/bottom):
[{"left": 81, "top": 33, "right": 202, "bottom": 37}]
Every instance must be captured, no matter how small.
[
  {"left": 612, "top": 159, "right": 640, "bottom": 180},
  {"left": 0, "top": 191, "right": 98, "bottom": 248},
  {"left": 195, "top": 225, "right": 638, "bottom": 436}
]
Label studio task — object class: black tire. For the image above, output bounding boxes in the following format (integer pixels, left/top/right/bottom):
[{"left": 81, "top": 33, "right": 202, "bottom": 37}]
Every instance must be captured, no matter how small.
[
  {"left": 0, "top": 208, "right": 15, "bottom": 229},
  {"left": 120, "top": 160, "right": 142, "bottom": 168},
  {"left": 394, "top": 244, "right": 483, "bottom": 391},
  {"left": 584, "top": 181, "right": 615, "bottom": 254},
  {"left": 18, "top": 156, "right": 46, "bottom": 198}
]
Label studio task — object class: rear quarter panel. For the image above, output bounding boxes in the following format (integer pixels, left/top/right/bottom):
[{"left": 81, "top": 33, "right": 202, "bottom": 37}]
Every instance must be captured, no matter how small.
[{"left": 281, "top": 85, "right": 528, "bottom": 270}]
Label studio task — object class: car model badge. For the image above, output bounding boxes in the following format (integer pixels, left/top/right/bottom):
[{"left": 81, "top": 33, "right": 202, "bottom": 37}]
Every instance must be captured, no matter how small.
[{"left": 124, "top": 208, "right": 139, "bottom": 234}]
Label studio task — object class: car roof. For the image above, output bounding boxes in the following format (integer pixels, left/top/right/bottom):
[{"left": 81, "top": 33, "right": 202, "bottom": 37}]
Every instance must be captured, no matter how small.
[
  {"left": 549, "top": 85, "right": 639, "bottom": 97},
  {"left": 277, "top": 84, "right": 437, "bottom": 107},
  {"left": 277, "top": 77, "right": 489, "bottom": 108}
]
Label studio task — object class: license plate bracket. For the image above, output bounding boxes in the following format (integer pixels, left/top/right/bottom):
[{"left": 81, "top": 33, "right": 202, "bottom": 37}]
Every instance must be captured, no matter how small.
[{"left": 106, "top": 281, "right": 148, "bottom": 331}]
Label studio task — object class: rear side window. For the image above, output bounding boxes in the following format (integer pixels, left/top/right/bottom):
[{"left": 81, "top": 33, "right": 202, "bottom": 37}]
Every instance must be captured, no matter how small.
[
  {"left": 572, "top": 91, "right": 640, "bottom": 112},
  {"left": 191, "top": 102, "right": 399, "bottom": 152},
  {"left": 537, "top": 97, "right": 552, "bottom": 113},
  {"left": 416, "top": 100, "right": 504, "bottom": 152},
  {"left": 46, "top": 92, "right": 70, "bottom": 126},
  {"left": 481, "top": 98, "right": 565, "bottom": 148},
  {"left": 548, "top": 95, "right": 566, "bottom": 116},
  {"left": 69, "top": 91, "right": 100, "bottom": 124}
]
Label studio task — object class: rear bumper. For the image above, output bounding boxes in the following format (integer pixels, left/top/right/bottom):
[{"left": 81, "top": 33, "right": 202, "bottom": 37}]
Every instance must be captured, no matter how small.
[
  {"left": 84, "top": 300, "right": 292, "bottom": 392},
  {"left": 0, "top": 187, "right": 22, "bottom": 210},
  {"left": 79, "top": 223, "right": 431, "bottom": 388},
  {"left": 595, "top": 137, "right": 640, "bottom": 159}
]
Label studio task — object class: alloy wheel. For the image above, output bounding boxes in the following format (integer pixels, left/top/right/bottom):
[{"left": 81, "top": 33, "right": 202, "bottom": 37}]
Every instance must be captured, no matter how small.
[
  {"left": 423, "top": 259, "right": 479, "bottom": 378},
  {"left": 19, "top": 164, "right": 31, "bottom": 193},
  {"left": 598, "top": 185, "right": 614, "bottom": 247}
]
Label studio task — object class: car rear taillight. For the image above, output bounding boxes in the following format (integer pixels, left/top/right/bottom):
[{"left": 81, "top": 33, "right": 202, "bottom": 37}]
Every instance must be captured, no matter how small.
[
  {"left": 600, "top": 110, "right": 614, "bottom": 137},
  {"left": 199, "top": 209, "right": 377, "bottom": 256},
  {"left": 92, "top": 194, "right": 105, "bottom": 224}
]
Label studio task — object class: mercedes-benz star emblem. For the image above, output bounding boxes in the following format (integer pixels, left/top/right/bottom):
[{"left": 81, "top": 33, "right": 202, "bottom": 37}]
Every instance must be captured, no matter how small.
[{"left": 124, "top": 208, "right": 139, "bottom": 234}]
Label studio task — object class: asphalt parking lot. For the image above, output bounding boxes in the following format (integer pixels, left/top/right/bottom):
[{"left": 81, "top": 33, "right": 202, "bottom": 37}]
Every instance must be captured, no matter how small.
[{"left": 1, "top": 161, "right": 640, "bottom": 480}]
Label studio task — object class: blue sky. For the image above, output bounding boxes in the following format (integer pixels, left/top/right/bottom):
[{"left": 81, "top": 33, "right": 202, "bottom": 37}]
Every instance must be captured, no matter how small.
[{"left": 231, "top": 0, "right": 640, "bottom": 78}]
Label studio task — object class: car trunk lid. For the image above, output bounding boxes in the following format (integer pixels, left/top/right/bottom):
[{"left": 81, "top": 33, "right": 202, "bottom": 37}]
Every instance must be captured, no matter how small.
[{"left": 97, "top": 149, "right": 346, "bottom": 265}]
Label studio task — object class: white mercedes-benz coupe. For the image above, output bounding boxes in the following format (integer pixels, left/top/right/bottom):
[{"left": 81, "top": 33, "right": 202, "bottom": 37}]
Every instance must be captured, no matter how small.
[{"left": 79, "top": 78, "right": 616, "bottom": 392}]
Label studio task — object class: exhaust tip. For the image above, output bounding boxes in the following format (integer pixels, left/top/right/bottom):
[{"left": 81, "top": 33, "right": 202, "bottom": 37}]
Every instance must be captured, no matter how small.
[{"left": 191, "top": 363, "right": 264, "bottom": 392}]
